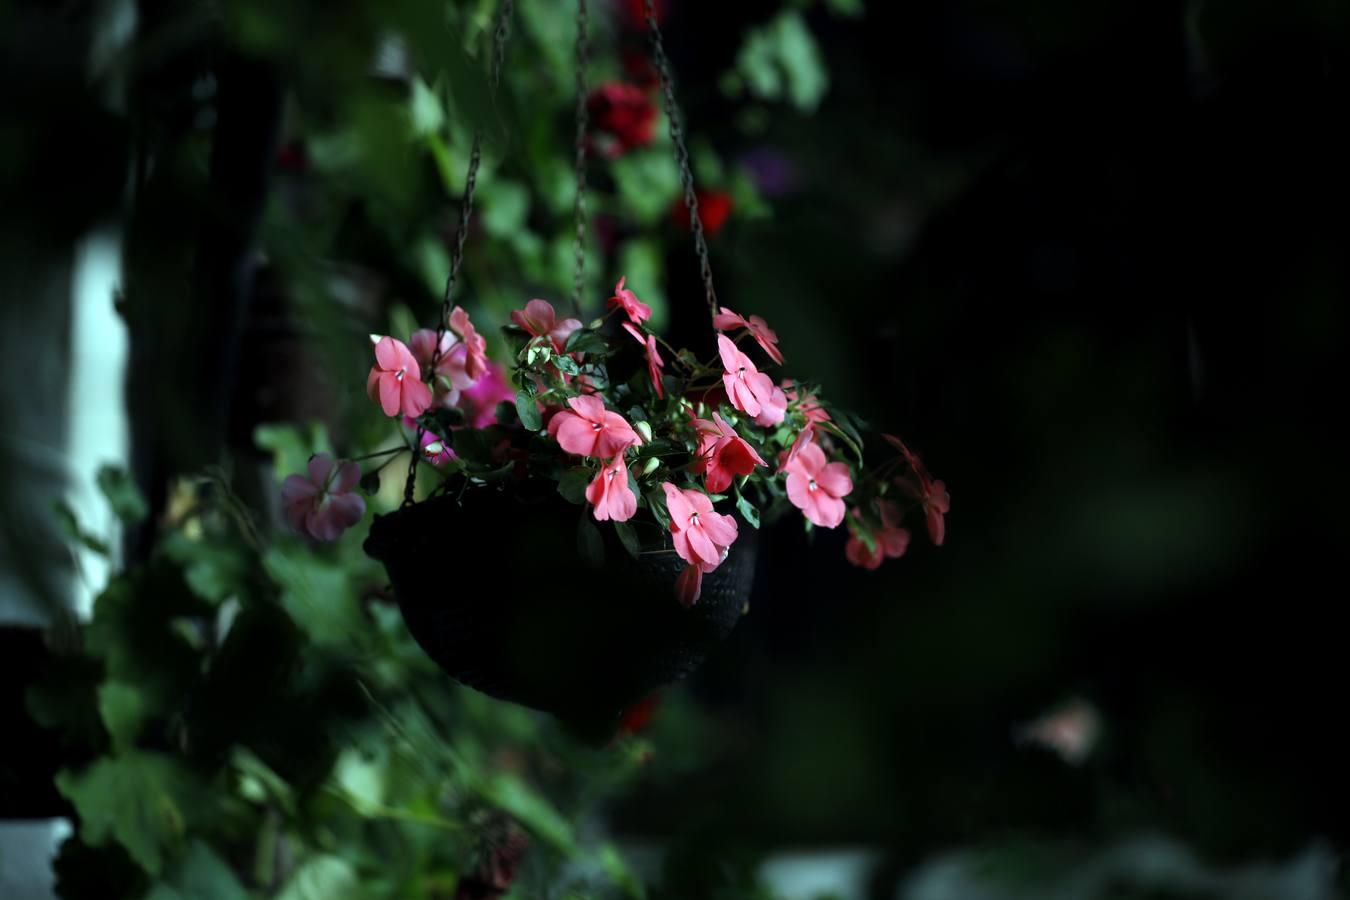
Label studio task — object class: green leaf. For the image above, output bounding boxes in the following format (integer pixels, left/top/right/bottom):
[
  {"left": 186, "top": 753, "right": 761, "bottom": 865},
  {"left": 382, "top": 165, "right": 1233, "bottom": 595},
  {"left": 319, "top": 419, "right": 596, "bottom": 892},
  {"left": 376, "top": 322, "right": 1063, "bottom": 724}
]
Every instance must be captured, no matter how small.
[
  {"left": 554, "top": 354, "right": 581, "bottom": 376},
  {"left": 577, "top": 516, "right": 604, "bottom": 568},
  {"left": 98, "top": 681, "right": 150, "bottom": 749},
  {"left": 481, "top": 179, "right": 531, "bottom": 237},
  {"left": 276, "top": 855, "right": 362, "bottom": 900},
  {"left": 599, "top": 843, "right": 647, "bottom": 899},
  {"left": 484, "top": 772, "right": 577, "bottom": 854},
  {"left": 614, "top": 521, "right": 641, "bottom": 559},
  {"left": 144, "top": 840, "right": 249, "bottom": 900},
  {"left": 56, "top": 751, "right": 215, "bottom": 875},
  {"left": 735, "top": 489, "right": 761, "bottom": 529},
  {"left": 557, "top": 467, "right": 592, "bottom": 505},
  {"left": 515, "top": 391, "right": 543, "bottom": 431},
  {"left": 451, "top": 428, "right": 492, "bottom": 465},
  {"left": 645, "top": 490, "right": 671, "bottom": 530},
  {"left": 564, "top": 329, "right": 611, "bottom": 356},
  {"left": 96, "top": 466, "right": 148, "bottom": 524},
  {"left": 263, "top": 546, "right": 365, "bottom": 647},
  {"left": 52, "top": 501, "right": 110, "bottom": 556},
  {"left": 254, "top": 423, "right": 332, "bottom": 481}
]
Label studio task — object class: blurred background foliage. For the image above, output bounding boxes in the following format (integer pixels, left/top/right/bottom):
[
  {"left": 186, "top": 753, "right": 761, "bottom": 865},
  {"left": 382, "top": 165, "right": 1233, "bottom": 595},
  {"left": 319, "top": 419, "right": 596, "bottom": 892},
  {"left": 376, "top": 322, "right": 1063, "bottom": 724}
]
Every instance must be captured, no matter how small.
[{"left": 4, "top": 0, "right": 1350, "bottom": 897}]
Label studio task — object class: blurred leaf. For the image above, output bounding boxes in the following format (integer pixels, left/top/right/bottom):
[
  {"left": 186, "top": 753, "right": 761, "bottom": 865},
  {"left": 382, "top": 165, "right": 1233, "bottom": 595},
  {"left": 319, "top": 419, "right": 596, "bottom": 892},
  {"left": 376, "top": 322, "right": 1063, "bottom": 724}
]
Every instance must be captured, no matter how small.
[
  {"left": 558, "top": 467, "right": 591, "bottom": 505},
  {"left": 611, "top": 152, "right": 681, "bottom": 225},
  {"left": 408, "top": 77, "right": 445, "bottom": 137},
  {"left": 735, "top": 488, "right": 761, "bottom": 529},
  {"left": 263, "top": 545, "right": 365, "bottom": 647},
  {"left": 484, "top": 772, "right": 576, "bottom": 854},
  {"left": 52, "top": 500, "right": 110, "bottom": 556},
  {"left": 599, "top": 843, "right": 646, "bottom": 899},
  {"left": 97, "top": 466, "right": 148, "bottom": 524},
  {"left": 56, "top": 751, "right": 216, "bottom": 875},
  {"left": 451, "top": 428, "right": 492, "bottom": 465},
  {"left": 98, "top": 681, "right": 150, "bottom": 750},
  {"left": 735, "top": 12, "right": 829, "bottom": 112},
  {"left": 577, "top": 516, "right": 605, "bottom": 568},
  {"left": 144, "top": 840, "right": 248, "bottom": 900},
  {"left": 276, "top": 855, "right": 362, "bottom": 900},
  {"left": 614, "top": 521, "right": 641, "bottom": 559},
  {"left": 481, "top": 179, "right": 531, "bottom": 237},
  {"left": 160, "top": 532, "right": 251, "bottom": 603},
  {"left": 254, "top": 423, "right": 333, "bottom": 482}
]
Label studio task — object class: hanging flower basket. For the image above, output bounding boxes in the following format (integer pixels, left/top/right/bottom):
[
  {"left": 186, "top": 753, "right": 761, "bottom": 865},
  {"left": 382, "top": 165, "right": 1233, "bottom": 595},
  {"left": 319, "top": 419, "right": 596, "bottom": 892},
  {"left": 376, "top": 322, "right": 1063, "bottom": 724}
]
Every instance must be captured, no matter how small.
[
  {"left": 364, "top": 486, "right": 755, "bottom": 730},
  {"left": 278, "top": 0, "right": 949, "bottom": 730}
]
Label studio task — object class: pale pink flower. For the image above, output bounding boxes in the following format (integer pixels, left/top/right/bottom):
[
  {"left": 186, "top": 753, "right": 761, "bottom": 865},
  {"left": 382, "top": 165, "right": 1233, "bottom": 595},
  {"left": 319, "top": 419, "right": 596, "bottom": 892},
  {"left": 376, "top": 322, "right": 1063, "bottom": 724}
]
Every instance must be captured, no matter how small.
[
  {"left": 1015, "top": 699, "right": 1101, "bottom": 766},
  {"left": 607, "top": 275, "right": 651, "bottom": 324},
  {"left": 662, "top": 482, "right": 738, "bottom": 607},
  {"left": 781, "top": 442, "right": 852, "bottom": 528},
  {"left": 547, "top": 395, "right": 639, "bottom": 458},
  {"left": 690, "top": 412, "right": 765, "bottom": 494},
  {"left": 713, "top": 306, "right": 783, "bottom": 364},
  {"left": 752, "top": 384, "right": 787, "bottom": 427},
  {"left": 845, "top": 501, "right": 911, "bottom": 570},
  {"left": 784, "top": 426, "right": 815, "bottom": 469},
  {"left": 888, "top": 435, "right": 950, "bottom": 546},
  {"left": 511, "top": 299, "right": 583, "bottom": 354},
  {"left": 448, "top": 306, "right": 488, "bottom": 381},
  {"left": 718, "top": 334, "right": 775, "bottom": 418},
  {"left": 367, "top": 336, "right": 433, "bottom": 418},
  {"left": 408, "top": 328, "right": 474, "bottom": 407},
  {"left": 281, "top": 454, "right": 366, "bottom": 541},
  {"left": 585, "top": 455, "right": 637, "bottom": 522},
  {"left": 622, "top": 322, "right": 665, "bottom": 399}
]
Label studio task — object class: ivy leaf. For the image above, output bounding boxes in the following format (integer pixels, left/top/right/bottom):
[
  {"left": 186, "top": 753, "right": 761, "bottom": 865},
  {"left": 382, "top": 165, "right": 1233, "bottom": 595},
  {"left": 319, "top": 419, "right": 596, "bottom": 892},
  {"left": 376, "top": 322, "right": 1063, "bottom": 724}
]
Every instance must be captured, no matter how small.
[
  {"left": 614, "top": 521, "right": 641, "bottom": 559},
  {"left": 96, "top": 466, "right": 148, "bottom": 524},
  {"left": 515, "top": 391, "right": 543, "bottom": 431},
  {"left": 577, "top": 516, "right": 604, "bottom": 569},
  {"left": 56, "top": 750, "right": 216, "bottom": 875},
  {"left": 735, "top": 489, "right": 761, "bottom": 529},
  {"left": 557, "top": 467, "right": 592, "bottom": 505}
]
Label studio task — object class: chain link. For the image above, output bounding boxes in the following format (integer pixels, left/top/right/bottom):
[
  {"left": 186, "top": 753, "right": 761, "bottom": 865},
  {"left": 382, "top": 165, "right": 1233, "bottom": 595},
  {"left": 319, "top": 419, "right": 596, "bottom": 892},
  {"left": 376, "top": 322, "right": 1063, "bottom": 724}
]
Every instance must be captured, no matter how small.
[
  {"left": 571, "top": 0, "right": 590, "bottom": 315},
  {"left": 644, "top": 0, "right": 718, "bottom": 323},
  {"left": 404, "top": 0, "right": 515, "bottom": 507}
]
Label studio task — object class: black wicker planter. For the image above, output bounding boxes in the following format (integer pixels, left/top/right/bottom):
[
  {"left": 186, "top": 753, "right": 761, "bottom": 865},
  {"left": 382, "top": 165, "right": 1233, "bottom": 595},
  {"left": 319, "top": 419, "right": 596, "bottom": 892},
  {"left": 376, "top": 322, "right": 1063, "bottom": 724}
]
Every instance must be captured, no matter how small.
[{"left": 364, "top": 486, "right": 755, "bottom": 735}]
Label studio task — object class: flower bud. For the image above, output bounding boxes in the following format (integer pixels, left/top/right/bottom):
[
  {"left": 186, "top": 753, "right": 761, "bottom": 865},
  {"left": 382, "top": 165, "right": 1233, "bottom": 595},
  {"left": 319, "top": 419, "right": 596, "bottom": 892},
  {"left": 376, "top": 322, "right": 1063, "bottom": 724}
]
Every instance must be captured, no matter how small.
[
  {"left": 588, "top": 318, "right": 605, "bottom": 330},
  {"left": 634, "top": 421, "right": 653, "bottom": 443},
  {"left": 641, "top": 457, "right": 660, "bottom": 477}
]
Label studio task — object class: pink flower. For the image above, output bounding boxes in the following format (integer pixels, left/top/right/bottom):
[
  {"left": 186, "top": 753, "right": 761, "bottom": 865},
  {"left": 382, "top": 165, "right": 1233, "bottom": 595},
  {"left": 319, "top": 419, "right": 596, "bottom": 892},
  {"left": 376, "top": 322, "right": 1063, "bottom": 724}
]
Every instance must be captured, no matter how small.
[
  {"left": 408, "top": 328, "right": 474, "bottom": 406},
  {"left": 662, "top": 482, "right": 738, "bottom": 607},
  {"left": 585, "top": 455, "right": 637, "bottom": 522},
  {"left": 420, "top": 430, "right": 455, "bottom": 466},
  {"left": 784, "top": 426, "right": 815, "bottom": 469},
  {"left": 459, "top": 360, "right": 516, "bottom": 428},
  {"left": 281, "top": 454, "right": 366, "bottom": 541},
  {"left": 713, "top": 307, "right": 783, "bottom": 364},
  {"left": 780, "top": 442, "right": 852, "bottom": 528},
  {"left": 622, "top": 322, "right": 665, "bottom": 399},
  {"left": 718, "top": 334, "right": 775, "bottom": 418},
  {"left": 845, "top": 501, "right": 911, "bottom": 570},
  {"left": 547, "top": 395, "right": 639, "bottom": 458},
  {"left": 511, "top": 299, "right": 583, "bottom": 353},
  {"left": 690, "top": 412, "right": 765, "bottom": 494},
  {"left": 367, "top": 336, "right": 433, "bottom": 418},
  {"left": 608, "top": 276, "right": 652, "bottom": 325},
  {"left": 907, "top": 476, "right": 950, "bottom": 546},
  {"left": 448, "top": 306, "right": 488, "bottom": 381},
  {"left": 752, "top": 384, "right": 787, "bottom": 427},
  {"left": 785, "top": 381, "right": 830, "bottom": 426}
]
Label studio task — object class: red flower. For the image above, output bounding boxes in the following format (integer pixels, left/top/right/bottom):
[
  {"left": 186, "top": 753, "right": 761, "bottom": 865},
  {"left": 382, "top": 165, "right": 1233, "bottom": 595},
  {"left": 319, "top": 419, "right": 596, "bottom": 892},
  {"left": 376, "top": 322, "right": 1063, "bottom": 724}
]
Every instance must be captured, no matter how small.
[
  {"left": 672, "top": 189, "right": 734, "bottom": 237},
  {"left": 714, "top": 306, "right": 783, "bottom": 365},
  {"left": 617, "top": 692, "right": 661, "bottom": 736},
  {"left": 845, "top": 501, "right": 911, "bottom": 570},
  {"left": 608, "top": 276, "right": 652, "bottom": 325},
  {"left": 690, "top": 412, "right": 766, "bottom": 494},
  {"left": 587, "top": 82, "right": 657, "bottom": 158},
  {"left": 622, "top": 322, "right": 665, "bottom": 398}
]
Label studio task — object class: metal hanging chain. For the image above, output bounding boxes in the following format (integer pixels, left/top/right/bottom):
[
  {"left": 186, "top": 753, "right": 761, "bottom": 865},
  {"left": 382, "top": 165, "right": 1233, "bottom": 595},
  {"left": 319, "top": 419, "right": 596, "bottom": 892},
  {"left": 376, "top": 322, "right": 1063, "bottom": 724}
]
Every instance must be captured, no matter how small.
[
  {"left": 404, "top": 0, "right": 515, "bottom": 508},
  {"left": 571, "top": 0, "right": 590, "bottom": 315},
  {"left": 644, "top": 0, "right": 718, "bottom": 323}
]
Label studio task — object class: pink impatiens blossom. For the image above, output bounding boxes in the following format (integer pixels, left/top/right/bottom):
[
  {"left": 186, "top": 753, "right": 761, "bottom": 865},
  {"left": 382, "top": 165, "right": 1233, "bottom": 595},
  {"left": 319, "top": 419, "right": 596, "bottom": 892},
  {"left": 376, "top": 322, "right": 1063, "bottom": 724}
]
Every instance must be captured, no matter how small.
[
  {"left": 459, "top": 360, "right": 516, "bottom": 428},
  {"left": 780, "top": 442, "right": 853, "bottom": 529},
  {"left": 547, "top": 395, "right": 640, "bottom": 459},
  {"left": 281, "top": 454, "right": 366, "bottom": 541},
  {"left": 448, "top": 306, "right": 488, "bottom": 381},
  {"left": 585, "top": 455, "right": 637, "bottom": 522},
  {"left": 752, "top": 384, "right": 787, "bottom": 427},
  {"left": 690, "top": 412, "right": 766, "bottom": 494},
  {"left": 622, "top": 322, "right": 665, "bottom": 399},
  {"left": 408, "top": 328, "right": 474, "bottom": 407},
  {"left": 713, "top": 307, "right": 784, "bottom": 364},
  {"left": 785, "top": 381, "right": 830, "bottom": 426},
  {"left": 845, "top": 501, "right": 911, "bottom": 570},
  {"left": 511, "top": 299, "right": 583, "bottom": 353},
  {"left": 885, "top": 434, "right": 950, "bottom": 546},
  {"left": 662, "top": 482, "right": 739, "bottom": 607},
  {"left": 608, "top": 276, "right": 652, "bottom": 325},
  {"left": 368, "top": 336, "right": 433, "bottom": 418},
  {"left": 718, "top": 334, "right": 776, "bottom": 418}
]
